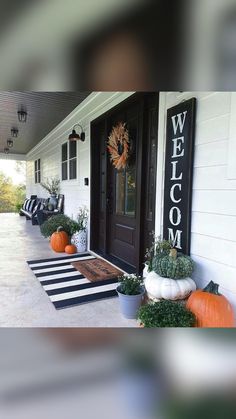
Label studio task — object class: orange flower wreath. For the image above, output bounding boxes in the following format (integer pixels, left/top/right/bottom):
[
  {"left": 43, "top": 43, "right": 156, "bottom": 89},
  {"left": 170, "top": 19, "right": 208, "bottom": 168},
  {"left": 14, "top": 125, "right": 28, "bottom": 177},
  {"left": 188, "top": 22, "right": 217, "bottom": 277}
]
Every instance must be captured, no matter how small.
[{"left": 107, "top": 122, "right": 129, "bottom": 170}]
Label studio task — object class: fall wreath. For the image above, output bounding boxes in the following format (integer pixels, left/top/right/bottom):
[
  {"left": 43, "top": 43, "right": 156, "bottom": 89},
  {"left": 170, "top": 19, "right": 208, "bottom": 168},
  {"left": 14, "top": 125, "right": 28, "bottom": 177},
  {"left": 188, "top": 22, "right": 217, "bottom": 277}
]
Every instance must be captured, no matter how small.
[{"left": 107, "top": 122, "right": 129, "bottom": 170}]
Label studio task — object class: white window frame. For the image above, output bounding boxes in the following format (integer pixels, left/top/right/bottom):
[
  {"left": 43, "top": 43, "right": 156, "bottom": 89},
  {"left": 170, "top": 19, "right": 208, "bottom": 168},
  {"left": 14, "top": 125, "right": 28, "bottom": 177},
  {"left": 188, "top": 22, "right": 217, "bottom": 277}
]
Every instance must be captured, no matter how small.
[
  {"left": 61, "top": 141, "right": 77, "bottom": 181},
  {"left": 34, "top": 158, "right": 41, "bottom": 184}
]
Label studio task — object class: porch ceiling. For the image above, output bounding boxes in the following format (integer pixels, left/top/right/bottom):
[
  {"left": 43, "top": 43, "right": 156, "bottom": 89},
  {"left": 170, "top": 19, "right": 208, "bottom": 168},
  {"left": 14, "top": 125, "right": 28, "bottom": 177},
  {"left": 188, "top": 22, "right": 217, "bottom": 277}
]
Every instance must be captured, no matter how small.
[{"left": 0, "top": 91, "right": 90, "bottom": 155}]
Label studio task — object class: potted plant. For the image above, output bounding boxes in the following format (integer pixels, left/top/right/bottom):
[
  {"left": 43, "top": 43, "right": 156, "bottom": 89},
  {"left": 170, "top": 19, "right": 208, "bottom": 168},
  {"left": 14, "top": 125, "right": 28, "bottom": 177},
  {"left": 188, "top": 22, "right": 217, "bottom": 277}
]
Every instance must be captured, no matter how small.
[
  {"left": 144, "top": 237, "right": 196, "bottom": 301},
  {"left": 40, "top": 177, "right": 60, "bottom": 209},
  {"left": 71, "top": 206, "right": 89, "bottom": 252},
  {"left": 137, "top": 300, "right": 196, "bottom": 327},
  {"left": 117, "top": 274, "right": 145, "bottom": 319},
  {"left": 40, "top": 214, "right": 79, "bottom": 239}
]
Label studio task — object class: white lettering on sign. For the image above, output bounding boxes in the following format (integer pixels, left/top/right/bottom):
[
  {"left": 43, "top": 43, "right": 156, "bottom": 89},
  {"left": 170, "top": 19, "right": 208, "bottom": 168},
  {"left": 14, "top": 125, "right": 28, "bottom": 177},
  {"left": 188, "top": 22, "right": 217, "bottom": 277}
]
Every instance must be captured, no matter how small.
[
  {"left": 168, "top": 228, "right": 182, "bottom": 249},
  {"left": 171, "top": 161, "right": 182, "bottom": 180},
  {"left": 170, "top": 184, "right": 182, "bottom": 203},
  {"left": 169, "top": 206, "right": 181, "bottom": 226},
  {"left": 171, "top": 111, "right": 187, "bottom": 135},
  {"left": 172, "top": 136, "right": 185, "bottom": 158}
]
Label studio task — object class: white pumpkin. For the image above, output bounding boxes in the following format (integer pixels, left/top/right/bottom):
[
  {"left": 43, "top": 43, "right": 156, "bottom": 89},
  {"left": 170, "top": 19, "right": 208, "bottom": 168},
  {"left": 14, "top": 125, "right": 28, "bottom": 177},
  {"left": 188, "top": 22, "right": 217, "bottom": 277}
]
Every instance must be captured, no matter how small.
[
  {"left": 143, "top": 263, "right": 149, "bottom": 279},
  {"left": 144, "top": 271, "right": 196, "bottom": 301}
]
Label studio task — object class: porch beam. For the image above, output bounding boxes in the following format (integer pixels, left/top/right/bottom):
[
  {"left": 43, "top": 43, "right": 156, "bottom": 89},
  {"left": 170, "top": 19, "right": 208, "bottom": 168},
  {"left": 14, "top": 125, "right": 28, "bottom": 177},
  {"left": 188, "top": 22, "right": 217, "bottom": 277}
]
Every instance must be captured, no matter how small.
[{"left": 0, "top": 153, "right": 27, "bottom": 161}]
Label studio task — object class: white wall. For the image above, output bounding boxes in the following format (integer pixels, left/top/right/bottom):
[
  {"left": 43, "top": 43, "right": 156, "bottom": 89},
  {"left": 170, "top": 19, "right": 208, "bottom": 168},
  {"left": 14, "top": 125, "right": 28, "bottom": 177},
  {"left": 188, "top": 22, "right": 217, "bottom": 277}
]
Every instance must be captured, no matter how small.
[{"left": 156, "top": 92, "right": 236, "bottom": 308}]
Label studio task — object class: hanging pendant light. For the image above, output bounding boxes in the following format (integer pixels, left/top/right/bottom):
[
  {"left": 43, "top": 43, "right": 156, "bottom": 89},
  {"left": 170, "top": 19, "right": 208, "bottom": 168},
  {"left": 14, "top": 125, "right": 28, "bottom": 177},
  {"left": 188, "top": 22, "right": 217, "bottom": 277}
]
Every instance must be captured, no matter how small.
[
  {"left": 18, "top": 107, "right": 27, "bottom": 122},
  {"left": 7, "top": 139, "right": 13, "bottom": 148},
  {"left": 11, "top": 127, "right": 18, "bottom": 138}
]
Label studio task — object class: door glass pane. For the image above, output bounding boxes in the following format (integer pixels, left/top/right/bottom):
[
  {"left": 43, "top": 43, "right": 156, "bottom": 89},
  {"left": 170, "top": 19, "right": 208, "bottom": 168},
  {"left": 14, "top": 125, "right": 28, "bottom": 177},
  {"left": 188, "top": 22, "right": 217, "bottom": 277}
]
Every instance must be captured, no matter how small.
[
  {"left": 125, "top": 168, "right": 136, "bottom": 216},
  {"left": 116, "top": 171, "right": 125, "bottom": 214},
  {"left": 69, "top": 158, "right": 77, "bottom": 179}
]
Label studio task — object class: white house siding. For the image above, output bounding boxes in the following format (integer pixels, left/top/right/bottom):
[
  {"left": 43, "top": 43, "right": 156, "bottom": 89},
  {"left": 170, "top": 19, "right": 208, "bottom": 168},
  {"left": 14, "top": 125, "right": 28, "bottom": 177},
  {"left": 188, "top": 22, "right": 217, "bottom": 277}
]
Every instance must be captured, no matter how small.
[
  {"left": 26, "top": 92, "right": 134, "bottom": 243},
  {"left": 156, "top": 92, "right": 236, "bottom": 309}
]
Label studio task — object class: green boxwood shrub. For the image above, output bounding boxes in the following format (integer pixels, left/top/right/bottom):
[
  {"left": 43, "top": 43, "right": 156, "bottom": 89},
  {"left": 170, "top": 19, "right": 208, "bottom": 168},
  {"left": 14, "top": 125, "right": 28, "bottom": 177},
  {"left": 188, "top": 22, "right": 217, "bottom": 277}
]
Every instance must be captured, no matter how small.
[
  {"left": 40, "top": 214, "right": 79, "bottom": 238},
  {"left": 137, "top": 300, "right": 196, "bottom": 327}
]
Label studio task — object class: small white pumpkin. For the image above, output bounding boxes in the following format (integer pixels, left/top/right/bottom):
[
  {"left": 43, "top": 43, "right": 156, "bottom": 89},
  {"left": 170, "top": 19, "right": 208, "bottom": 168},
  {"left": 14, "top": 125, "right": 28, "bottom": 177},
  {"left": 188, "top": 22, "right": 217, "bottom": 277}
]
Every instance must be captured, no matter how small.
[{"left": 144, "top": 271, "right": 196, "bottom": 301}]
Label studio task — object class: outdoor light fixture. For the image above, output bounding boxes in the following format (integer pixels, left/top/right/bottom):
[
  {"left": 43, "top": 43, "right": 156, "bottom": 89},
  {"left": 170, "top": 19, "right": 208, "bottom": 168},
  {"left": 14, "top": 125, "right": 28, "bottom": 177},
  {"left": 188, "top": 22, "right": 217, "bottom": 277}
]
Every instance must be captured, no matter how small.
[
  {"left": 4, "top": 147, "right": 9, "bottom": 154},
  {"left": 11, "top": 128, "right": 18, "bottom": 138},
  {"left": 18, "top": 107, "right": 27, "bottom": 122},
  {"left": 7, "top": 139, "right": 13, "bottom": 148},
  {"left": 68, "top": 124, "right": 85, "bottom": 142}
]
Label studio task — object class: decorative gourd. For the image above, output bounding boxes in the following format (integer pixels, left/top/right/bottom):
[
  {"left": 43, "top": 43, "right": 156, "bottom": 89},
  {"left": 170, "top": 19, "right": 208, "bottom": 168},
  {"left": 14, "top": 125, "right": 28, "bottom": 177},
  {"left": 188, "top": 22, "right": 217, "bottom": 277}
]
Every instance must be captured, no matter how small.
[
  {"left": 153, "top": 248, "right": 194, "bottom": 279},
  {"left": 50, "top": 226, "right": 69, "bottom": 252},
  {"left": 145, "top": 271, "right": 196, "bottom": 301},
  {"left": 65, "top": 244, "right": 77, "bottom": 254},
  {"left": 186, "top": 281, "right": 235, "bottom": 328}
]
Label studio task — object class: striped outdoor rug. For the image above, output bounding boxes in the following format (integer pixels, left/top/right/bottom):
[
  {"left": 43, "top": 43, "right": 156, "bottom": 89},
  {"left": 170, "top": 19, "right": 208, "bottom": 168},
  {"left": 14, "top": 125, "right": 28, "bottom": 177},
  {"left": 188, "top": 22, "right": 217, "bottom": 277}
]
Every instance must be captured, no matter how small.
[{"left": 27, "top": 253, "right": 119, "bottom": 310}]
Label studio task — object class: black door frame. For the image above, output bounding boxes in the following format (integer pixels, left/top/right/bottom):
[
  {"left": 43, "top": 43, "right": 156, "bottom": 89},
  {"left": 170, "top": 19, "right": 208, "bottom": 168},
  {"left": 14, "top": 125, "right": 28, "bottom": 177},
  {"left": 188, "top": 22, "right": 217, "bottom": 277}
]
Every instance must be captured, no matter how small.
[{"left": 90, "top": 92, "right": 158, "bottom": 273}]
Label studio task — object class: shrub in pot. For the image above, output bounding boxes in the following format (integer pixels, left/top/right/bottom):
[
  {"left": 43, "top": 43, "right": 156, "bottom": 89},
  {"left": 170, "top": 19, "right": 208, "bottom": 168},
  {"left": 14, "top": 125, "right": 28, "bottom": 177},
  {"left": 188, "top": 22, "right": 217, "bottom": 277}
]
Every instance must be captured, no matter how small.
[
  {"left": 144, "top": 238, "right": 196, "bottom": 301},
  {"left": 137, "top": 300, "right": 196, "bottom": 327},
  {"left": 117, "top": 274, "right": 145, "bottom": 319},
  {"left": 40, "top": 177, "right": 60, "bottom": 209},
  {"left": 40, "top": 214, "right": 78, "bottom": 238}
]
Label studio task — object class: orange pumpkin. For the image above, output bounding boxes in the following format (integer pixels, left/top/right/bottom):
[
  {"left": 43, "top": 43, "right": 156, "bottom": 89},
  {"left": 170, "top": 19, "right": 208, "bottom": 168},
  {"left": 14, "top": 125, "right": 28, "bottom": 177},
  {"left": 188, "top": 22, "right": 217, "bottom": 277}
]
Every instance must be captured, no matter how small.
[
  {"left": 65, "top": 244, "right": 77, "bottom": 254},
  {"left": 186, "top": 281, "right": 235, "bottom": 328},
  {"left": 50, "top": 226, "right": 69, "bottom": 252}
]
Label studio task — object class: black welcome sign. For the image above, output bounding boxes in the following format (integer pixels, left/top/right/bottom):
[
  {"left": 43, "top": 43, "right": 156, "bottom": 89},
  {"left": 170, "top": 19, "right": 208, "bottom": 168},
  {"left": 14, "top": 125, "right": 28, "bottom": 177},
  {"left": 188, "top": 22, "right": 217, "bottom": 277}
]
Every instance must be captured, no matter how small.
[{"left": 163, "top": 98, "right": 196, "bottom": 255}]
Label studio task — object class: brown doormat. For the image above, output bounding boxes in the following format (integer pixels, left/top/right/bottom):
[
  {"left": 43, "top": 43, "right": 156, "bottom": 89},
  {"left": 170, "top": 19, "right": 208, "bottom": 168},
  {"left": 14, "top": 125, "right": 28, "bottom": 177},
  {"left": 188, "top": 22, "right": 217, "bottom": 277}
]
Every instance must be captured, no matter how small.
[{"left": 71, "top": 258, "right": 123, "bottom": 282}]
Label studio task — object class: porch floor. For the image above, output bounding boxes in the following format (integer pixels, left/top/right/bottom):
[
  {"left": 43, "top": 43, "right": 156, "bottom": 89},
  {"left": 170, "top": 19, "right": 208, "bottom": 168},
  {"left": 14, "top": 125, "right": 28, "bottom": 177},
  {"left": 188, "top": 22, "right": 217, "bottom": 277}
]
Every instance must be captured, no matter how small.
[{"left": 0, "top": 213, "right": 137, "bottom": 327}]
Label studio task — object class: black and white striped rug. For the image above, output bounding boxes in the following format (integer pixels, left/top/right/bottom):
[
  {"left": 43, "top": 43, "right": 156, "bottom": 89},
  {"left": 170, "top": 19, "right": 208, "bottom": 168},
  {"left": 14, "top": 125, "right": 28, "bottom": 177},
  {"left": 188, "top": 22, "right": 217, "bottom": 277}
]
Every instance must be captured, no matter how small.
[{"left": 27, "top": 253, "right": 119, "bottom": 310}]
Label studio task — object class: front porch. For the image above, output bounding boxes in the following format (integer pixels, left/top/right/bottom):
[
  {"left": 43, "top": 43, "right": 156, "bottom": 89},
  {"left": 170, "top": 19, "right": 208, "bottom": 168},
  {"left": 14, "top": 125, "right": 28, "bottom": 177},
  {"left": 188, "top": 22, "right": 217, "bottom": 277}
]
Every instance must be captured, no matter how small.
[{"left": 0, "top": 213, "right": 136, "bottom": 327}]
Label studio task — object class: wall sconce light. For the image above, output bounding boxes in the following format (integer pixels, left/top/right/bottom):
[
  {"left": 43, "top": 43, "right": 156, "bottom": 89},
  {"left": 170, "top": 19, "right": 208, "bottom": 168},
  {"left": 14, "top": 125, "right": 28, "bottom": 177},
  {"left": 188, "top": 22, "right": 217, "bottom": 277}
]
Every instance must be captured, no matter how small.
[
  {"left": 7, "top": 139, "right": 13, "bottom": 148},
  {"left": 68, "top": 124, "right": 85, "bottom": 142},
  {"left": 11, "top": 128, "right": 18, "bottom": 138},
  {"left": 4, "top": 147, "right": 9, "bottom": 154},
  {"left": 18, "top": 107, "right": 27, "bottom": 122}
]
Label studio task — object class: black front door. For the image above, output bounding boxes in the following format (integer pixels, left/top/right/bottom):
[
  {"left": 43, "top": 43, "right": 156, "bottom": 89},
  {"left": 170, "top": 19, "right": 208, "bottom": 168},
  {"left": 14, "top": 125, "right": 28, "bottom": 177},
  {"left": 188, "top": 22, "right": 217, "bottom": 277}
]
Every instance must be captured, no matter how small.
[
  {"left": 106, "top": 102, "right": 140, "bottom": 268},
  {"left": 90, "top": 93, "right": 158, "bottom": 272}
]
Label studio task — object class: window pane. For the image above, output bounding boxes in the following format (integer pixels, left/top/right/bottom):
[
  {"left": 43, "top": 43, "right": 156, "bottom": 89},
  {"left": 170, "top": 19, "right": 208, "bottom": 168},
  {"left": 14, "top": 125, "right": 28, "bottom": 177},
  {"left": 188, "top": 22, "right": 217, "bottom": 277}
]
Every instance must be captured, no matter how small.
[
  {"left": 35, "top": 160, "right": 37, "bottom": 172},
  {"left": 116, "top": 171, "right": 125, "bottom": 214},
  {"left": 62, "top": 143, "right": 68, "bottom": 162},
  {"left": 38, "top": 171, "right": 41, "bottom": 184},
  {"left": 38, "top": 159, "right": 41, "bottom": 170},
  {"left": 62, "top": 162, "right": 68, "bottom": 180},
  {"left": 125, "top": 168, "right": 136, "bottom": 216},
  {"left": 35, "top": 172, "right": 37, "bottom": 183},
  {"left": 69, "top": 141, "right": 76, "bottom": 159},
  {"left": 69, "top": 159, "right": 77, "bottom": 179}
]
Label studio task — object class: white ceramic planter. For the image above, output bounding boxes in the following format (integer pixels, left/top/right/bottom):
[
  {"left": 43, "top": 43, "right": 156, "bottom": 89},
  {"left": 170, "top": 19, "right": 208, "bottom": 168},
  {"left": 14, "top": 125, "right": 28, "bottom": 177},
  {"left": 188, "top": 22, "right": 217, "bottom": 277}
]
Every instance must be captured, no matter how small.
[
  {"left": 71, "top": 230, "right": 87, "bottom": 253},
  {"left": 144, "top": 271, "right": 196, "bottom": 301}
]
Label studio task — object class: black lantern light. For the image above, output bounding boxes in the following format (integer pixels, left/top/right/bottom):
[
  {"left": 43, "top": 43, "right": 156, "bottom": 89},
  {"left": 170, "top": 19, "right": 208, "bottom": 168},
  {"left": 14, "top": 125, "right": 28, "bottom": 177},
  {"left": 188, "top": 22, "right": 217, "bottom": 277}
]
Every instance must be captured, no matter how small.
[
  {"left": 18, "top": 107, "right": 27, "bottom": 122},
  {"left": 11, "top": 127, "right": 18, "bottom": 138},
  {"left": 7, "top": 139, "right": 13, "bottom": 148},
  {"left": 4, "top": 147, "right": 9, "bottom": 154},
  {"left": 68, "top": 124, "right": 85, "bottom": 142}
]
